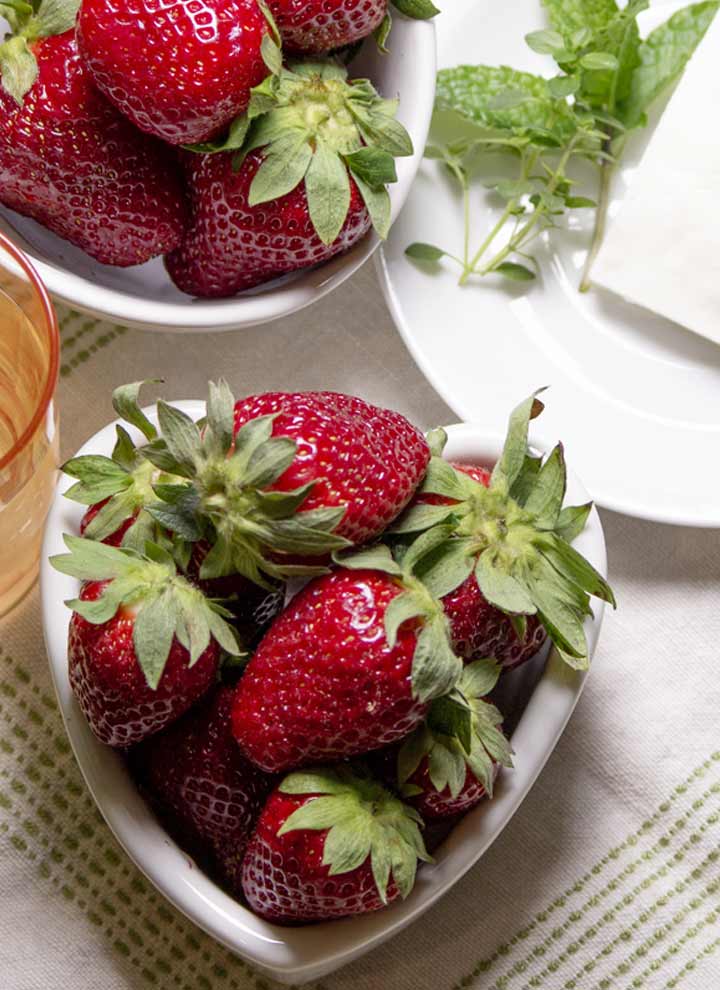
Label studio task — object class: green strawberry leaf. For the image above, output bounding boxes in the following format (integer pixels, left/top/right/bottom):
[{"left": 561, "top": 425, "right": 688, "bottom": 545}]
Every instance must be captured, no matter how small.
[
  {"left": 353, "top": 175, "right": 392, "bottom": 239},
  {"left": 0, "top": 35, "right": 37, "bottom": 104},
  {"left": 491, "top": 390, "right": 546, "bottom": 491},
  {"left": 112, "top": 381, "right": 160, "bottom": 442},
  {"left": 523, "top": 442, "right": 567, "bottom": 528},
  {"left": 391, "top": 0, "right": 439, "bottom": 18},
  {"left": 345, "top": 147, "right": 398, "bottom": 188},
  {"left": 305, "top": 141, "right": 351, "bottom": 246},
  {"left": 555, "top": 501, "right": 593, "bottom": 543},
  {"left": 34, "top": 0, "right": 81, "bottom": 37},
  {"left": 249, "top": 133, "right": 313, "bottom": 206}
]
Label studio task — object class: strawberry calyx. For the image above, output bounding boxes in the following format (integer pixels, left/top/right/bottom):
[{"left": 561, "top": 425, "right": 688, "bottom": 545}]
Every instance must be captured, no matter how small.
[
  {"left": 0, "top": 0, "right": 80, "bottom": 103},
  {"left": 62, "top": 380, "right": 176, "bottom": 548},
  {"left": 335, "top": 542, "right": 463, "bottom": 703},
  {"left": 397, "top": 659, "right": 513, "bottom": 801},
  {"left": 277, "top": 765, "right": 431, "bottom": 903},
  {"left": 186, "top": 59, "right": 413, "bottom": 244},
  {"left": 50, "top": 535, "right": 243, "bottom": 688},
  {"left": 389, "top": 391, "right": 616, "bottom": 670},
  {"left": 140, "top": 380, "right": 351, "bottom": 588}
]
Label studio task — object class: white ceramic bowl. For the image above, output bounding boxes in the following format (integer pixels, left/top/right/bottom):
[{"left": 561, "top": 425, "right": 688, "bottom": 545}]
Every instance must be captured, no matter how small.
[
  {"left": 40, "top": 404, "right": 608, "bottom": 983},
  {"left": 0, "top": 18, "right": 436, "bottom": 332}
]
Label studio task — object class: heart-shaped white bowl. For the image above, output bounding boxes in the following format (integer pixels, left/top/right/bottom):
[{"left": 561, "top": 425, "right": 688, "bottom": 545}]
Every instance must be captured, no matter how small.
[
  {"left": 40, "top": 403, "right": 608, "bottom": 983},
  {"left": 0, "top": 18, "right": 436, "bottom": 333}
]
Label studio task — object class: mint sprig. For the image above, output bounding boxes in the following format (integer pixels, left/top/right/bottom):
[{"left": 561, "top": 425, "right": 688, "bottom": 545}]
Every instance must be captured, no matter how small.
[{"left": 407, "top": 0, "right": 717, "bottom": 289}]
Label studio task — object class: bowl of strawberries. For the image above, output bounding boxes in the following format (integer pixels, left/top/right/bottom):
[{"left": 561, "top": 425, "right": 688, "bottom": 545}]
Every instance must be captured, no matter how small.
[
  {"left": 0, "top": 0, "right": 436, "bottom": 331},
  {"left": 41, "top": 382, "right": 612, "bottom": 982}
]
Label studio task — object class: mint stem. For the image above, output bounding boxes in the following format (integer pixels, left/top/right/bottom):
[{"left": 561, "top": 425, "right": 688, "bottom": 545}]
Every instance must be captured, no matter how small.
[{"left": 579, "top": 138, "right": 619, "bottom": 293}]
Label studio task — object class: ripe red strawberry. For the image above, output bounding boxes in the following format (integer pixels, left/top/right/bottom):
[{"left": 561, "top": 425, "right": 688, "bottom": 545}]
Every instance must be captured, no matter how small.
[
  {"left": 165, "top": 148, "right": 372, "bottom": 297},
  {"left": 395, "top": 660, "right": 512, "bottom": 819},
  {"left": 0, "top": 30, "right": 186, "bottom": 266},
  {"left": 133, "top": 686, "right": 273, "bottom": 867},
  {"left": 142, "top": 382, "right": 429, "bottom": 587},
  {"left": 266, "top": 0, "right": 439, "bottom": 54},
  {"left": 232, "top": 548, "right": 463, "bottom": 772},
  {"left": 241, "top": 766, "right": 430, "bottom": 922},
  {"left": 51, "top": 537, "right": 242, "bottom": 746},
  {"left": 76, "top": 0, "right": 271, "bottom": 145},
  {"left": 389, "top": 395, "right": 616, "bottom": 671},
  {"left": 267, "top": 0, "right": 387, "bottom": 53},
  {"left": 165, "top": 60, "right": 413, "bottom": 297},
  {"left": 411, "top": 461, "right": 547, "bottom": 669},
  {"left": 232, "top": 391, "right": 430, "bottom": 546}
]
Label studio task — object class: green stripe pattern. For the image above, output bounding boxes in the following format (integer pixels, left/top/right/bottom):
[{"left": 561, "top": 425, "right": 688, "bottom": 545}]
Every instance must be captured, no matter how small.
[
  {"left": 1, "top": 638, "right": 719, "bottom": 990},
  {"left": 57, "top": 306, "right": 127, "bottom": 379}
]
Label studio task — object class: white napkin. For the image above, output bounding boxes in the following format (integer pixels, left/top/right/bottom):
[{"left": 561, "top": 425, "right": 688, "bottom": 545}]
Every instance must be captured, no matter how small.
[{"left": 593, "top": 13, "right": 720, "bottom": 345}]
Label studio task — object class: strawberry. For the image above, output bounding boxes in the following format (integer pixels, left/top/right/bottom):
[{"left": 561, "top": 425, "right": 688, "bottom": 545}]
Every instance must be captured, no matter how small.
[
  {"left": 0, "top": 25, "right": 186, "bottom": 266},
  {"left": 231, "top": 391, "right": 430, "bottom": 546},
  {"left": 389, "top": 393, "right": 616, "bottom": 671},
  {"left": 232, "top": 546, "right": 464, "bottom": 773},
  {"left": 267, "top": 0, "right": 387, "bottom": 53},
  {"left": 409, "top": 461, "right": 547, "bottom": 669},
  {"left": 133, "top": 686, "right": 273, "bottom": 867},
  {"left": 76, "top": 0, "right": 273, "bottom": 146},
  {"left": 241, "top": 766, "right": 430, "bottom": 922},
  {"left": 395, "top": 659, "right": 512, "bottom": 819},
  {"left": 141, "top": 382, "right": 429, "bottom": 586},
  {"left": 266, "top": 0, "right": 439, "bottom": 55},
  {"left": 165, "top": 60, "right": 413, "bottom": 297},
  {"left": 50, "top": 537, "right": 242, "bottom": 746}
]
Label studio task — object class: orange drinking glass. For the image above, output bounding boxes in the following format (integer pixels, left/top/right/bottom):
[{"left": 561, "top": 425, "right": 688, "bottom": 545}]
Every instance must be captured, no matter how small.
[{"left": 0, "top": 233, "right": 60, "bottom": 616}]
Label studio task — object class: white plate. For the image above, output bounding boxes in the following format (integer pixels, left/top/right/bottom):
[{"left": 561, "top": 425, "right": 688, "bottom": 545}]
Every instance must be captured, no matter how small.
[
  {"left": 0, "top": 17, "right": 435, "bottom": 332},
  {"left": 41, "top": 402, "right": 607, "bottom": 983},
  {"left": 378, "top": 0, "right": 720, "bottom": 527}
]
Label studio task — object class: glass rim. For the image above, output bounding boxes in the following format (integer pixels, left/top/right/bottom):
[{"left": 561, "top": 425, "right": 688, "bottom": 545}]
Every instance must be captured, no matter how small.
[{"left": 0, "top": 231, "right": 60, "bottom": 471}]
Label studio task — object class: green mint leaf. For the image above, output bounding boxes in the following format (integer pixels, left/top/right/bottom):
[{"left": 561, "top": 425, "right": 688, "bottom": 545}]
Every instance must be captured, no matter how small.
[
  {"left": 305, "top": 142, "right": 351, "bottom": 246},
  {"left": 548, "top": 74, "right": 580, "bottom": 97},
  {"left": 0, "top": 36, "right": 37, "bottom": 104},
  {"left": 436, "top": 64, "right": 579, "bottom": 140},
  {"left": 391, "top": 0, "right": 439, "bottom": 19},
  {"left": 541, "top": 0, "right": 618, "bottom": 34},
  {"left": 405, "top": 242, "right": 446, "bottom": 263},
  {"left": 525, "top": 29, "right": 565, "bottom": 54},
  {"left": 565, "top": 195, "right": 596, "bottom": 208},
  {"left": 580, "top": 51, "right": 619, "bottom": 70},
  {"left": 494, "top": 260, "right": 535, "bottom": 282},
  {"left": 618, "top": 1, "right": 719, "bottom": 129}
]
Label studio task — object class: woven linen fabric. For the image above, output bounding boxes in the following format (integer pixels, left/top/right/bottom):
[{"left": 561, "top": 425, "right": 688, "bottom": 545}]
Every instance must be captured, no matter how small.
[{"left": 1, "top": 264, "right": 719, "bottom": 990}]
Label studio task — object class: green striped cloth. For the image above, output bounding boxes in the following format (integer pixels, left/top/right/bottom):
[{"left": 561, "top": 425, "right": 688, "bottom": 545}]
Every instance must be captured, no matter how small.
[{"left": 2, "top": 288, "right": 719, "bottom": 989}]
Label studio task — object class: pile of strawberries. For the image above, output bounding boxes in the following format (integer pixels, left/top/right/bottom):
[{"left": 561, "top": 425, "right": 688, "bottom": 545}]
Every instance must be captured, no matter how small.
[
  {"left": 0, "top": 0, "right": 435, "bottom": 297},
  {"left": 51, "top": 382, "right": 615, "bottom": 923}
]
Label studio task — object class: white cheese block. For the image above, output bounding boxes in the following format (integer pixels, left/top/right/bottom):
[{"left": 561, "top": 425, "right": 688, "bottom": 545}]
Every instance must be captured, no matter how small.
[{"left": 592, "top": 12, "right": 720, "bottom": 345}]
